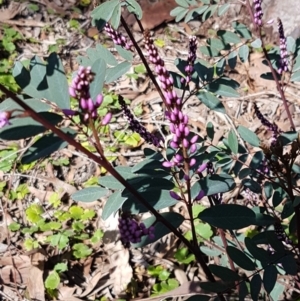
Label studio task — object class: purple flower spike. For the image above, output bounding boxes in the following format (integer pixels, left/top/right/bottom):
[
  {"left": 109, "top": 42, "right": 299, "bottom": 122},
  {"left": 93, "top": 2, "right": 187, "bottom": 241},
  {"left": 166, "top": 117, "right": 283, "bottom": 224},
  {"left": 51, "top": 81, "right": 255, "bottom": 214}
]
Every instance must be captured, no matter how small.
[
  {"left": 253, "top": 0, "right": 263, "bottom": 26},
  {"left": 184, "top": 36, "right": 197, "bottom": 84},
  {"left": 0, "top": 111, "right": 11, "bottom": 128},
  {"left": 104, "top": 23, "right": 133, "bottom": 51},
  {"left": 277, "top": 18, "right": 288, "bottom": 74}
]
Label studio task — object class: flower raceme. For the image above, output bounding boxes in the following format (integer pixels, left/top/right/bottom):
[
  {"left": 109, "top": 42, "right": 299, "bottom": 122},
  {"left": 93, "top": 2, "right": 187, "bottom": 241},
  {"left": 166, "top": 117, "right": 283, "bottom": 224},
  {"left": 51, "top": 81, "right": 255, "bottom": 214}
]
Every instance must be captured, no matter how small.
[
  {"left": 104, "top": 23, "right": 133, "bottom": 51},
  {"left": 144, "top": 31, "right": 198, "bottom": 169},
  {"left": 119, "top": 96, "right": 162, "bottom": 147},
  {"left": 277, "top": 18, "right": 288, "bottom": 74},
  {"left": 253, "top": 0, "right": 263, "bottom": 26},
  {"left": 65, "top": 66, "right": 112, "bottom": 125}
]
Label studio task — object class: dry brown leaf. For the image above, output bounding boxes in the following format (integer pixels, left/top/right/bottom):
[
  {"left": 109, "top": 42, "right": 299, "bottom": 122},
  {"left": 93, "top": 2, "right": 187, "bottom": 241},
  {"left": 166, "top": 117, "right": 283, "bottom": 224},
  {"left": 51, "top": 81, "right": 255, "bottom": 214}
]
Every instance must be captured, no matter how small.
[
  {"left": 0, "top": 1, "right": 25, "bottom": 22},
  {"left": 0, "top": 255, "right": 31, "bottom": 284},
  {"left": 108, "top": 241, "right": 132, "bottom": 296},
  {"left": 27, "top": 250, "right": 46, "bottom": 301}
]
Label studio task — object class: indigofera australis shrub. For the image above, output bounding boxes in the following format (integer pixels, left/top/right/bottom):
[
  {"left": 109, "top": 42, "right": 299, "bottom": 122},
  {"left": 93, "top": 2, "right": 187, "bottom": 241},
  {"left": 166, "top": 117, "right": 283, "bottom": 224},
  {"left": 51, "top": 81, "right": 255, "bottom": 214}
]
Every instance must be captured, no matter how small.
[{"left": 1, "top": 0, "right": 300, "bottom": 299}]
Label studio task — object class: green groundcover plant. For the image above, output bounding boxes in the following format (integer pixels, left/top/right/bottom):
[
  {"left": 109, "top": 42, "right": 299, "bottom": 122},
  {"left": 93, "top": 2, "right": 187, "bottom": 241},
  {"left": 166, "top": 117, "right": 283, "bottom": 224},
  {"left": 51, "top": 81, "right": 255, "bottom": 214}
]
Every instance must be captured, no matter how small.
[{"left": 1, "top": 0, "right": 300, "bottom": 300}]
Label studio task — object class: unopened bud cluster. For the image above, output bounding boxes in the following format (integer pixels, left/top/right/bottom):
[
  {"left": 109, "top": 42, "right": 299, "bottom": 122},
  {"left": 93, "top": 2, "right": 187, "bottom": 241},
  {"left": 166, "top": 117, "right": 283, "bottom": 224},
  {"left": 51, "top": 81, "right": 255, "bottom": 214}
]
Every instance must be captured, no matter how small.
[
  {"left": 277, "top": 18, "right": 288, "bottom": 74},
  {"left": 144, "top": 31, "right": 198, "bottom": 169},
  {"left": 253, "top": 0, "right": 263, "bottom": 26},
  {"left": 104, "top": 23, "right": 133, "bottom": 51},
  {"left": 68, "top": 66, "right": 112, "bottom": 124},
  {"left": 254, "top": 103, "right": 280, "bottom": 146},
  {"left": 119, "top": 96, "right": 162, "bottom": 147},
  {"left": 182, "top": 36, "right": 197, "bottom": 84},
  {"left": 118, "top": 213, "right": 155, "bottom": 245}
]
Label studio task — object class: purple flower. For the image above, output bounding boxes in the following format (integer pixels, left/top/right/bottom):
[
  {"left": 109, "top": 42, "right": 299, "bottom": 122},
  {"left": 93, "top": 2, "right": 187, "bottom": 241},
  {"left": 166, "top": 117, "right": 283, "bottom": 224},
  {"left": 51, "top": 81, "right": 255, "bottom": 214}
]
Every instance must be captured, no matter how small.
[
  {"left": 277, "top": 18, "right": 288, "bottom": 74},
  {"left": 0, "top": 111, "right": 11, "bottom": 128}
]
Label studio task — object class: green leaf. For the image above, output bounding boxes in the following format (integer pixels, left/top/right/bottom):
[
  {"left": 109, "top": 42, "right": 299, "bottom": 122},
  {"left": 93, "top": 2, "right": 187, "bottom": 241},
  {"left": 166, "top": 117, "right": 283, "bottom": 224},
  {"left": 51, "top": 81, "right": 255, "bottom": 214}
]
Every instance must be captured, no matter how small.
[
  {"left": 244, "top": 237, "right": 269, "bottom": 263},
  {"left": 217, "top": 30, "right": 241, "bottom": 44},
  {"left": 291, "top": 70, "right": 300, "bottom": 82},
  {"left": 250, "top": 274, "right": 262, "bottom": 301},
  {"left": 46, "top": 53, "right": 70, "bottom": 109},
  {"left": 227, "top": 246, "right": 256, "bottom": 270},
  {"left": 228, "top": 130, "right": 238, "bottom": 154},
  {"left": 122, "top": 189, "right": 178, "bottom": 214},
  {"left": 72, "top": 243, "right": 92, "bottom": 259},
  {"left": 170, "top": 7, "right": 189, "bottom": 22},
  {"left": 195, "top": 223, "right": 213, "bottom": 239},
  {"left": 228, "top": 51, "right": 237, "bottom": 69},
  {"left": 280, "top": 254, "right": 297, "bottom": 275},
  {"left": 200, "top": 246, "right": 222, "bottom": 257},
  {"left": 8, "top": 222, "right": 21, "bottom": 231},
  {"left": 102, "top": 191, "right": 127, "bottom": 220},
  {"left": 175, "top": 0, "right": 189, "bottom": 8},
  {"left": 239, "top": 45, "right": 249, "bottom": 63},
  {"left": 89, "top": 58, "right": 106, "bottom": 100},
  {"left": 0, "top": 112, "right": 62, "bottom": 140},
  {"left": 251, "top": 38, "right": 262, "bottom": 48},
  {"left": 91, "top": 229, "right": 104, "bottom": 243},
  {"left": 115, "top": 45, "right": 133, "bottom": 61},
  {"left": 237, "top": 126, "right": 260, "bottom": 147},
  {"left": 45, "top": 271, "right": 60, "bottom": 290},
  {"left": 207, "top": 81, "right": 239, "bottom": 97},
  {"left": 0, "top": 97, "right": 50, "bottom": 112},
  {"left": 263, "top": 265, "right": 277, "bottom": 294},
  {"left": 206, "top": 122, "right": 214, "bottom": 140},
  {"left": 69, "top": 206, "right": 84, "bottom": 220},
  {"left": 209, "top": 264, "right": 241, "bottom": 282},
  {"left": 197, "top": 91, "right": 225, "bottom": 113},
  {"left": 91, "top": 0, "right": 120, "bottom": 27},
  {"left": 199, "top": 204, "right": 270, "bottom": 230},
  {"left": 233, "top": 21, "right": 252, "bottom": 39},
  {"left": 218, "top": 4, "right": 230, "bottom": 16},
  {"left": 199, "top": 281, "right": 234, "bottom": 293},
  {"left": 174, "top": 248, "right": 195, "bottom": 264},
  {"left": 21, "top": 128, "right": 76, "bottom": 164},
  {"left": 270, "top": 282, "right": 284, "bottom": 301},
  {"left": 106, "top": 61, "right": 131, "bottom": 83},
  {"left": 26, "top": 204, "right": 44, "bottom": 224},
  {"left": 198, "top": 174, "right": 235, "bottom": 196},
  {"left": 54, "top": 263, "right": 68, "bottom": 273},
  {"left": 71, "top": 187, "right": 108, "bottom": 203},
  {"left": 132, "top": 212, "right": 184, "bottom": 248},
  {"left": 110, "top": 1, "right": 121, "bottom": 29},
  {"left": 125, "top": 0, "right": 143, "bottom": 19}
]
